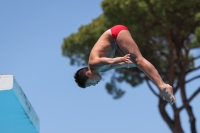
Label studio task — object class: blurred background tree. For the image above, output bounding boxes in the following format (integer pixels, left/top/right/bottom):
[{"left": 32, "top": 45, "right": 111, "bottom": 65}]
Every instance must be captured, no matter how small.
[{"left": 62, "top": 0, "right": 200, "bottom": 133}]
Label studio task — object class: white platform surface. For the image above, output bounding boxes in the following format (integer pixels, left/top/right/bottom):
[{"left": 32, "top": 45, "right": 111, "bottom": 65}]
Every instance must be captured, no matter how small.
[{"left": 0, "top": 74, "right": 40, "bottom": 133}]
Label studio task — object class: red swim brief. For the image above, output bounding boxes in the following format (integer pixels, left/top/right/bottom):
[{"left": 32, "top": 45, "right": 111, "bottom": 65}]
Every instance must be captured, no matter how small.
[{"left": 110, "top": 25, "right": 128, "bottom": 42}]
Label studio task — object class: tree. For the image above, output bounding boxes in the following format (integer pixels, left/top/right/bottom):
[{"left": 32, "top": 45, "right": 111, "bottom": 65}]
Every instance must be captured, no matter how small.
[{"left": 62, "top": 0, "right": 200, "bottom": 132}]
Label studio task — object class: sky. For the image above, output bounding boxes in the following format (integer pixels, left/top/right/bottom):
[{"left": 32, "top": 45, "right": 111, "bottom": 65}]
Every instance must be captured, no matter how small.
[{"left": 0, "top": 0, "right": 199, "bottom": 133}]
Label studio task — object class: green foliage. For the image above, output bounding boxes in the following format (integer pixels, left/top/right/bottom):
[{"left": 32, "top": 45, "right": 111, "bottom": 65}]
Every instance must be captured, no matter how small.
[
  {"left": 193, "top": 26, "right": 200, "bottom": 44},
  {"left": 62, "top": 0, "right": 200, "bottom": 98}
]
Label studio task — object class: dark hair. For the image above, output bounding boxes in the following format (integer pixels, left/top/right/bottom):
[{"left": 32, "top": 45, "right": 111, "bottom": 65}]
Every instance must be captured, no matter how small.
[{"left": 74, "top": 67, "right": 89, "bottom": 88}]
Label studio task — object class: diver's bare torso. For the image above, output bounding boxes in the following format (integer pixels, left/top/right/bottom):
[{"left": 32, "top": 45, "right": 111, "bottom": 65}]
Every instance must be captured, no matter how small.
[{"left": 88, "top": 29, "right": 116, "bottom": 72}]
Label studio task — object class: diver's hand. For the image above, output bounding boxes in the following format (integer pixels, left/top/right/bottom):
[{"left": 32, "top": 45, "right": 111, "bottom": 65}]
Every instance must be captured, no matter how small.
[{"left": 122, "top": 54, "right": 131, "bottom": 68}]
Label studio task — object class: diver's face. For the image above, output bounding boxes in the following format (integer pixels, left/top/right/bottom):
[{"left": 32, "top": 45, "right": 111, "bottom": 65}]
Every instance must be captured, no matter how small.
[{"left": 85, "top": 73, "right": 102, "bottom": 87}]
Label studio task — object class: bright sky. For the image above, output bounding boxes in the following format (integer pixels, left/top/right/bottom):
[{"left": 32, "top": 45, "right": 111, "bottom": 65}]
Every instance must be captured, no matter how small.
[{"left": 0, "top": 0, "right": 199, "bottom": 133}]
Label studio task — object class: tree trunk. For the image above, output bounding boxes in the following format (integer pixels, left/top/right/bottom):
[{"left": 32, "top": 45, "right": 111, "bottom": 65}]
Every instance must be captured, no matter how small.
[{"left": 159, "top": 98, "right": 184, "bottom": 133}]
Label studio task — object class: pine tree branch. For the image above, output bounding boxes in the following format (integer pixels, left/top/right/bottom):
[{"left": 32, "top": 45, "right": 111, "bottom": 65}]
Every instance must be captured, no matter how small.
[
  {"left": 189, "top": 55, "right": 200, "bottom": 62},
  {"left": 159, "top": 99, "right": 175, "bottom": 131},
  {"left": 185, "top": 75, "right": 200, "bottom": 84},
  {"left": 187, "top": 66, "right": 200, "bottom": 74},
  {"left": 145, "top": 78, "right": 160, "bottom": 98},
  {"left": 178, "top": 87, "right": 200, "bottom": 111}
]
